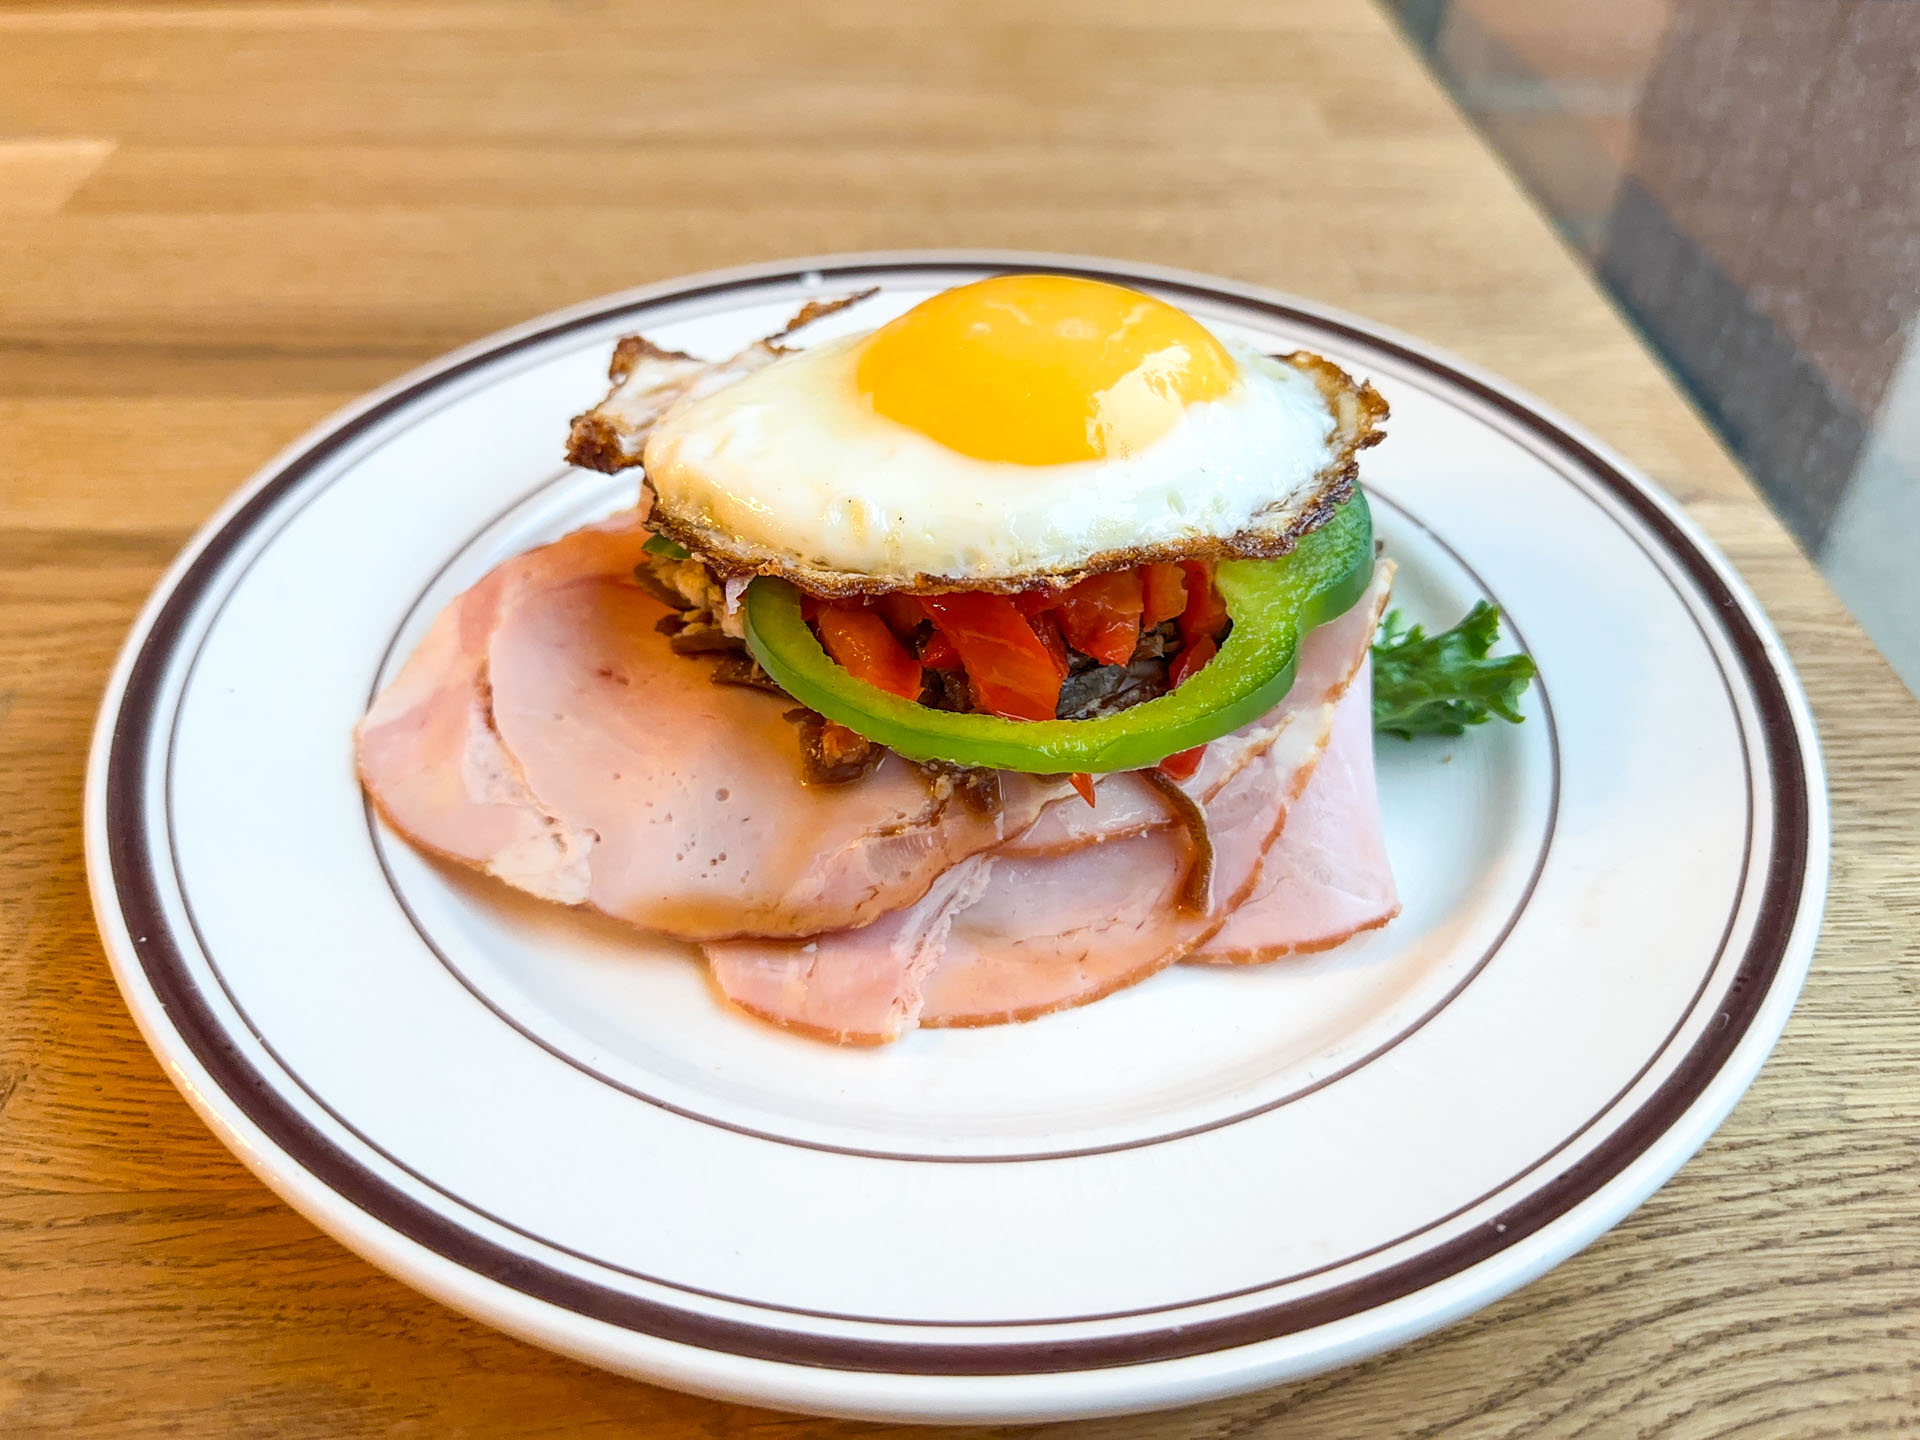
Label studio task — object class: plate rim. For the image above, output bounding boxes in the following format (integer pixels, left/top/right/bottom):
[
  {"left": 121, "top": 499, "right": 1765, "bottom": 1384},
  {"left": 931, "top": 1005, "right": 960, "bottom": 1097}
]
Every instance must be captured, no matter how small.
[{"left": 84, "top": 249, "right": 1831, "bottom": 1422}]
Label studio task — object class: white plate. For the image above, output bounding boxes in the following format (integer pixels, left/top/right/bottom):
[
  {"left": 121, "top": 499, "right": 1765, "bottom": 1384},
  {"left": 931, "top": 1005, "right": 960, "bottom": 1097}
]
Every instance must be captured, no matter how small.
[{"left": 86, "top": 253, "right": 1828, "bottom": 1423}]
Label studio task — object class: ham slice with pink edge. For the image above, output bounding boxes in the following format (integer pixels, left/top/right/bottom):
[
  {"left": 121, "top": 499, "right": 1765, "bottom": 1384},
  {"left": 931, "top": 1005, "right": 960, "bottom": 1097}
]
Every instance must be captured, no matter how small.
[
  {"left": 483, "top": 577, "right": 1056, "bottom": 939},
  {"left": 914, "top": 727, "right": 1294, "bottom": 1028},
  {"left": 918, "top": 657, "right": 1385, "bottom": 1028},
  {"left": 358, "top": 514, "right": 1061, "bottom": 941},
  {"left": 704, "top": 775, "right": 1225, "bottom": 1043},
  {"left": 703, "top": 563, "right": 1395, "bottom": 1040},
  {"left": 1189, "top": 657, "right": 1400, "bottom": 963},
  {"left": 700, "top": 859, "right": 992, "bottom": 1045},
  {"left": 355, "top": 512, "right": 656, "bottom": 904}
]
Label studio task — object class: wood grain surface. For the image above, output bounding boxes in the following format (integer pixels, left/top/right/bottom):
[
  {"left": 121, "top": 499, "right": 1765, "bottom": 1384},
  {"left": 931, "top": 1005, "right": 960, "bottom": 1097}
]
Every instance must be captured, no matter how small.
[{"left": 3, "top": 1, "right": 1917, "bottom": 1434}]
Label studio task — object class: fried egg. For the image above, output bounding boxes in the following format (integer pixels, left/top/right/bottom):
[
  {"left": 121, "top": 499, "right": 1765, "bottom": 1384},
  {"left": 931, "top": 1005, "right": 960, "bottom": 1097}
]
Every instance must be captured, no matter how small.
[{"left": 625, "top": 275, "right": 1384, "bottom": 593}]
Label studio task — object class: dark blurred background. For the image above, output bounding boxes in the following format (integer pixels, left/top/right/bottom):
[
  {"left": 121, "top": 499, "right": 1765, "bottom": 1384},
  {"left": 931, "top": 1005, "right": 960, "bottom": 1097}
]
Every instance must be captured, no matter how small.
[{"left": 1387, "top": 0, "right": 1920, "bottom": 697}]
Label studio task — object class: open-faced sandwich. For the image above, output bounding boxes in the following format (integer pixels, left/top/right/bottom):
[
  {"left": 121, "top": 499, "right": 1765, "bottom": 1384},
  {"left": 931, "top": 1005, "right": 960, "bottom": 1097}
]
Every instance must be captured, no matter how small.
[{"left": 357, "top": 275, "right": 1530, "bottom": 1043}]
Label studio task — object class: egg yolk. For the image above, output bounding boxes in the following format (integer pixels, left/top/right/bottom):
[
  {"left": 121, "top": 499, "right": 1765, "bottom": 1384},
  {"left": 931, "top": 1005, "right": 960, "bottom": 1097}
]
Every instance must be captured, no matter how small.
[{"left": 855, "top": 274, "right": 1240, "bottom": 466}]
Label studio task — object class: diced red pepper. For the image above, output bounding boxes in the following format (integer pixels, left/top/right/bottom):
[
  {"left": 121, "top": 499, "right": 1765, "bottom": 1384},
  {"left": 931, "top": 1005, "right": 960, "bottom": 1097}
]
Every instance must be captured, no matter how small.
[
  {"left": 1140, "top": 562, "right": 1187, "bottom": 627},
  {"left": 918, "top": 630, "right": 961, "bottom": 669},
  {"left": 1152, "top": 628, "right": 1218, "bottom": 777},
  {"left": 874, "top": 593, "right": 925, "bottom": 640},
  {"left": 1068, "top": 773, "right": 1097, "bottom": 807},
  {"left": 1168, "top": 633, "right": 1218, "bottom": 690},
  {"left": 1011, "top": 586, "right": 1065, "bottom": 621},
  {"left": 1156, "top": 745, "right": 1206, "bottom": 781},
  {"left": 1057, "top": 570, "right": 1144, "bottom": 667},
  {"left": 920, "top": 592, "right": 1064, "bottom": 722},
  {"left": 816, "top": 606, "right": 924, "bottom": 700},
  {"left": 1030, "top": 608, "right": 1072, "bottom": 680},
  {"left": 1178, "top": 559, "right": 1230, "bottom": 644}
]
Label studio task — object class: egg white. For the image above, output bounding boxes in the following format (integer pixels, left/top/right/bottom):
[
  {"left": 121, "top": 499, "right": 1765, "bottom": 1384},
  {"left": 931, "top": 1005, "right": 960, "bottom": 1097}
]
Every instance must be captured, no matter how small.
[{"left": 639, "top": 330, "right": 1349, "bottom": 589}]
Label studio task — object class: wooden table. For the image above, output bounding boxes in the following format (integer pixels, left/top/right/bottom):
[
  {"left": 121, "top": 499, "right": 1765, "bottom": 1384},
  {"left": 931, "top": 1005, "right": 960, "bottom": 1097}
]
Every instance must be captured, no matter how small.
[{"left": 3, "top": 2, "right": 1916, "bottom": 1433}]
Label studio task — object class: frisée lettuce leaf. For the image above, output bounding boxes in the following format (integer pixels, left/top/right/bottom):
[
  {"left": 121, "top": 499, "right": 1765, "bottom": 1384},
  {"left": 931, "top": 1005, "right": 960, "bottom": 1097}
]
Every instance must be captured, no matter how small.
[{"left": 1372, "top": 602, "right": 1536, "bottom": 739}]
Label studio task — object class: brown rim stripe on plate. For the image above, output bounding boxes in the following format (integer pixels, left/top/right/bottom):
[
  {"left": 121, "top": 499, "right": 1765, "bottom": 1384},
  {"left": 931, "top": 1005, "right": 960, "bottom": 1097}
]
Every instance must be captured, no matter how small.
[
  {"left": 102, "top": 259, "right": 1810, "bottom": 1374},
  {"left": 191, "top": 390, "right": 1732, "bottom": 1334},
  {"left": 161, "top": 400, "right": 1743, "bottom": 1334}
]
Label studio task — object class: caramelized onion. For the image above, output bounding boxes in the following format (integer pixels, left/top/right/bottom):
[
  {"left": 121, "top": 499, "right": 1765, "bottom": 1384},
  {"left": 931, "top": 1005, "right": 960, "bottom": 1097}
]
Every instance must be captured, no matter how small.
[{"left": 1139, "top": 769, "right": 1214, "bottom": 913}]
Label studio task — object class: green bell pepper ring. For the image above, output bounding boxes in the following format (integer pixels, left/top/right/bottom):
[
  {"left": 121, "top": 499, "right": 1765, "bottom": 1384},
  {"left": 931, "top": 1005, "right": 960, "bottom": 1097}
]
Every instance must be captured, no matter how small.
[{"left": 743, "top": 490, "right": 1374, "bottom": 774}]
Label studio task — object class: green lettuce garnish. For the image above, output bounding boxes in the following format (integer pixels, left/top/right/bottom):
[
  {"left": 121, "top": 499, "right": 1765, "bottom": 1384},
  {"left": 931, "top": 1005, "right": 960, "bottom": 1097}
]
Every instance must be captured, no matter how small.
[{"left": 1372, "top": 602, "right": 1536, "bottom": 739}]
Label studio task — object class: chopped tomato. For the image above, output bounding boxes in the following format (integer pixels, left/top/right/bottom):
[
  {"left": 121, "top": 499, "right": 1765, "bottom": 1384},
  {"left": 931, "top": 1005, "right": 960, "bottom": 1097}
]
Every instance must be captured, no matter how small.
[
  {"left": 1178, "top": 559, "right": 1230, "bottom": 644},
  {"left": 918, "top": 630, "right": 961, "bottom": 669},
  {"left": 1058, "top": 570, "right": 1144, "bottom": 667},
  {"left": 1068, "top": 772, "right": 1097, "bottom": 806},
  {"left": 920, "top": 592, "right": 1064, "bottom": 721},
  {"left": 1140, "top": 562, "right": 1187, "bottom": 627},
  {"left": 799, "top": 591, "right": 824, "bottom": 623},
  {"left": 1156, "top": 745, "right": 1206, "bottom": 781},
  {"left": 816, "top": 606, "right": 924, "bottom": 700},
  {"left": 1168, "top": 633, "right": 1218, "bottom": 690}
]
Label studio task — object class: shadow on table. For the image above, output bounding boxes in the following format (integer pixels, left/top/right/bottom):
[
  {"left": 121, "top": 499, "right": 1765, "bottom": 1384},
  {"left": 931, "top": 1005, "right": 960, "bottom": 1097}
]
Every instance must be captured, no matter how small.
[{"left": 1384, "top": 0, "right": 1920, "bottom": 700}]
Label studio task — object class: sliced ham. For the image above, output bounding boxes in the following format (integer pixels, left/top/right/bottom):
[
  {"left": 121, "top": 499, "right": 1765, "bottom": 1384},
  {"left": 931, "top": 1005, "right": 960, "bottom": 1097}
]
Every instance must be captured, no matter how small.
[
  {"left": 703, "top": 859, "right": 991, "bottom": 1044},
  {"left": 703, "top": 564, "right": 1395, "bottom": 1039},
  {"left": 358, "top": 515, "right": 1061, "bottom": 941},
  {"left": 486, "top": 576, "right": 1058, "bottom": 937},
  {"left": 916, "top": 731, "right": 1294, "bottom": 1028},
  {"left": 1189, "top": 659, "right": 1400, "bottom": 963},
  {"left": 355, "top": 513, "right": 657, "bottom": 903},
  {"left": 701, "top": 788, "right": 1221, "bottom": 1044},
  {"left": 362, "top": 502, "right": 1401, "bottom": 1035}
]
